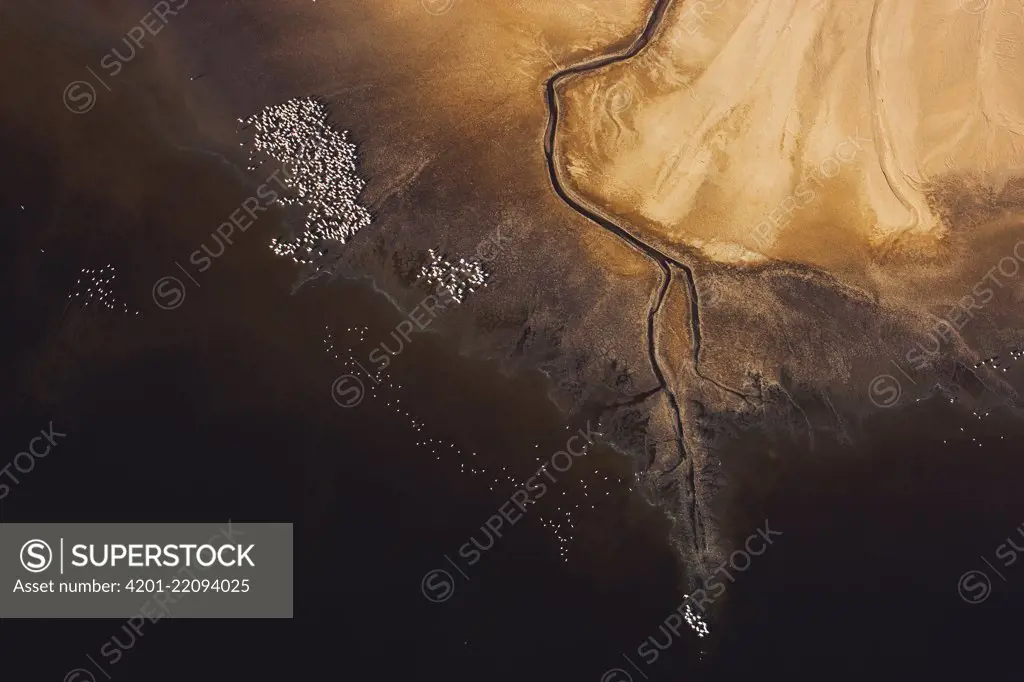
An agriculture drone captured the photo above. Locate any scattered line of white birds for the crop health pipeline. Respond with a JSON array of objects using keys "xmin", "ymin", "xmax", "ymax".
[
  {"xmin": 419, "ymin": 248, "xmax": 490, "ymax": 305},
  {"xmin": 239, "ymin": 97, "xmax": 371, "ymax": 265},
  {"xmin": 935, "ymin": 347, "xmax": 1023, "ymax": 448},
  {"xmin": 325, "ymin": 324, "xmax": 624, "ymax": 562},
  {"xmin": 325, "ymin": 324, "xmax": 395, "ymax": 404},
  {"xmin": 972, "ymin": 349, "xmax": 1024, "ymax": 374}
]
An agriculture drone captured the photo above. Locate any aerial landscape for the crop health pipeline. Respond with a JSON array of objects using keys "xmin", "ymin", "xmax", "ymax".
[{"xmin": 4, "ymin": 0, "xmax": 1024, "ymax": 679}]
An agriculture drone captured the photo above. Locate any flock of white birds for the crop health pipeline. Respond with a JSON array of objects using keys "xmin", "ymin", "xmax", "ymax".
[
  {"xmin": 239, "ymin": 96, "xmax": 372, "ymax": 265},
  {"xmin": 418, "ymin": 248, "xmax": 490, "ymax": 305},
  {"xmin": 66, "ymin": 265, "xmax": 139, "ymax": 317}
]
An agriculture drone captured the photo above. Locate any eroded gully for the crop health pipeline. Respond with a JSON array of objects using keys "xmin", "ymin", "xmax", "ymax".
[{"xmin": 541, "ymin": 0, "xmax": 709, "ymax": 560}]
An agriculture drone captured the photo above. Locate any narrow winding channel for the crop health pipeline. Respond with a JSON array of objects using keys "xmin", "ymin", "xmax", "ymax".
[{"xmin": 540, "ymin": 0, "xmax": 707, "ymax": 559}]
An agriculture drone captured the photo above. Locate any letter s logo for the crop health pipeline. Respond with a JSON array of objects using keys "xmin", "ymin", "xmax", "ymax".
[{"xmin": 20, "ymin": 539, "xmax": 53, "ymax": 573}]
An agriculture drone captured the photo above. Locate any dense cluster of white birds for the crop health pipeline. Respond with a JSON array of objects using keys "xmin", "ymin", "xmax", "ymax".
[
  {"xmin": 239, "ymin": 97, "xmax": 371, "ymax": 264},
  {"xmin": 67, "ymin": 265, "xmax": 139, "ymax": 316},
  {"xmin": 419, "ymin": 248, "xmax": 490, "ymax": 305},
  {"xmin": 682, "ymin": 600, "xmax": 711, "ymax": 637},
  {"xmin": 325, "ymin": 324, "xmax": 623, "ymax": 562}
]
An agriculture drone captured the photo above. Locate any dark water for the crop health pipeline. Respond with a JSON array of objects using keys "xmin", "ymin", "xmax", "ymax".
[
  {"xmin": 5, "ymin": 10, "xmax": 1024, "ymax": 682},
  {"xmin": 704, "ymin": 398, "xmax": 1024, "ymax": 679}
]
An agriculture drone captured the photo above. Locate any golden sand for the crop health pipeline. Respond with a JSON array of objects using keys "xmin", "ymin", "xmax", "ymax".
[{"xmin": 556, "ymin": 0, "xmax": 1024, "ymax": 278}]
